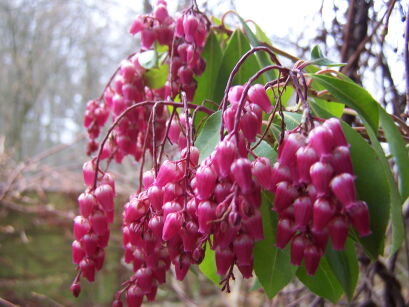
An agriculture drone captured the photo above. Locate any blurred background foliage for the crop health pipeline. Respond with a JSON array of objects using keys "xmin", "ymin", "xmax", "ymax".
[{"xmin": 0, "ymin": 0, "xmax": 408, "ymax": 306}]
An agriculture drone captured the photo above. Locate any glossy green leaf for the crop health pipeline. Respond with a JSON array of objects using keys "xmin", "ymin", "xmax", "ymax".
[
  {"xmin": 213, "ymin": 30, "xmax": 264, "ymax": 102},
  {"xmin": 144, "ymin": 64, "xmax": 168, "ymax": 89},
  {"xmin": 378, "ymin": 107, "xmax": 409, "ymax": 200},
  {"xmin": 254, "ymin": 22, "xmax": 272, "ymax": 45},
  {"xmin": 311, "ymin": 74, "xmax": 379, "ymax": 132},
  {"xmin": 194, "ymin": 31, "xmax": 223, "ymax": 106},
  {"xmin": 195, "ymin": 111, "xmax": 222, "ymax": 163},
  {"xmin": 297, "ymin": 257, "xmax": 343, "ymax": 303},
  {"xmin": 325, "ymin": 239, "xmax": 359, "ymax": 301},
  {"xmin": 310, "ymin": 45, "xmax": 345, "ymax": 67},
  {"xmin": 138, "ymin": 50, "xmax": 157, "ymax": 69},
  {"xmin": 252, "ymin": 139, "xmax": 276, "ymax": 163},
  {"xmin": 311, "ymin": 98, "xmax": 344, "ymax": 118},
  {"xmin": 199, "ymin": 242, "xmax": 220, "ymax": 285},
  {"xmin": 253, "ymin": 192, "xmax": 297, "ymax": 298},
  {"xmin": 239, "ymin": 17, "xmax": 276, "ymax": 81}
]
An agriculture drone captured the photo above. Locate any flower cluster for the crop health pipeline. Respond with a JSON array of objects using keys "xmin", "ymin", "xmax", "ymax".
[
  {"xmin": 270, "ymin": 118, "xmax": 371, "ymax": 274},
  {"xmin": 71, "ymin": 160, "xmax": 115, "ymax": 293}
]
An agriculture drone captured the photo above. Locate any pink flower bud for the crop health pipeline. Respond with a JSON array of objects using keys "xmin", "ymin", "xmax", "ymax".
[
  {"xmin": 178, "ymin": 66, "xmax": 194, "ymax": 85},
  {"xmin": 194, "ymin": 21, "xmax": 207, "ymax": 48},
  {"xmin": 231, "ymin": 158, "xmax": 254, "ymax": 194},
  {"xmin": 214, "ymin": 181, "xmax": 232, "ymax": 203},
  {"xmin": 154, "ymin": 4, "xmax": 168, "ymax": 23},
  {"xmin": 180, "ymin": 222, "xmax": 199, "ymax": 252},
  {"xmin": 141, "ymin": 29, "xmax": 156, "ymax": 49},
  {"xmin": 129, "ymin": 17, "xmax": 144, "ymax": 35},
  {"xmin": 195, "ymin": 165, "xmax": 217, "ymax": 200},
  {"xmin": 135, "ymin": 267, "xmax": 154, "ymax": 294},
  {"xmin": 216, "ymin": 246, "xmax": 234, "ymax": 276},
  {"xmin": 304, "ymin": 244, "xmax": 321, "ymax": 275},
  {"xmin": 183, "ymin": 15, "xmax": 199, "ymax": 43},
  {"xmin": 148, "ymin": 216, "xmax": 164, "ymax": 239},
  {"xmin": 278, "ymin": 133, "xmax": 306, "ymax": 166},
  {"xmin": 228, "ymin": 85, "xmax": 245, "ymax": 106},
  {"xmin": 72, "ymin": 240, "xmax": 85, "ymax": 264},
  {"xmin": 312, "ymin": 198, "xmax": 336, "ymax": 231},
  {"xmin": 112, "ymin": 94, "xmax": 126, "ymax": 116},
  {"xmin": 181, "ymin": 146, "xmax": 200, "ymax": 167},
  {"xmin": 81, "ymin": 233, "xmax": 99, "ymax": 256},
  {"xmin": 233, "ymin": 233, "xmax": 254, "ymax": 266},
  {"xmin": 156, "ymin": 160, "xmax": 183, "ymax": 187},
  {"xmin": 223, "ymin": 106, "xmax": 237, "ymax": 132},
  {"xmin": 215, "ymin": 139, "xmax": 237, "ymax": 178},
  {"xmin": 100, "ymin": 173, "xmax": 115, "ymax": 194},
  {"xmin": 162, "ymin": 212, "xmax": 182, "ymax": 241},
  {"xmin": 291, "ymin": 235, "xmax": 307, "ymax": 266},
  {"xmin": 308, "ymin": 126, "xmax": 335, "ymax": 156},
  {"xmin": 79, "ymin": 258, "xmax": 96, "ymax": 282},
  {"xmin": 122, "ymin": 83, "xmax": 142, "ymax": 102},
  {"xmin": 90, "ymin": 211, "xmax": 108, "ymax": 235},
  {"xmin": 276, "ymin": 218, "xmax": 295, "ymax": 249},
  {"xmin": 78, "ymin": 192, "xmax": 96, "ymax": 218},
  {"xmin": 346, "ymin": 201, "xmax": 371, "ymax": 237},
  {"xmin": 126, "ymin": 285, "xmax": 143, "ymax": 307},
  {"xmin": 329, "ymin": 215, "xmax": 349, "ymax": 250},
  {"xmin": 146, "ymin": 285, "xmax": 158, "ymax": 302},
  {"xmin": 143, "ymin": 169, "xmax": 155, "ymax": 188},
  {"xmin": 240, "ymin": 111, "xmax": 260, "ymax": 142},
  {"xmin": 274, "ymin": 181, "xmax": 298, "ymax": 213},
  {"xmin": 70, "ymin": 282, "xmax": 81, "ymax": 297},
  {"xmin": 148, "ymin": 185, "xmax": 164, "ymax": 212},
  {"xmin": 162, "ymin": 201, "xmax": 182, "ymax": 220},
  {"xmin": 296, "ymin": 146, "xmax": 319, "ymax": 183},
  {"xmin": 132, "ymin": 248, "xmax": 144, "ymax": 271},
  {"xmin": 73, "ymin": 216, "xmax": 90, "ymax": 241},
  {"xmin": 242, "ymin": 210, "xmax": 264, "ymax": 241},
  {"xmin": 331, "ymin": 146, "xmax": 354, "ymax": 175},
  {"xmin": 311, "ymin": 227, "xmax": 329, "ymax": 252},
  {"xmin": 237, "ymin": 261, "xmax": 254, "ymax": 278},
  {"xmin": 323, "ymin": 118, "xmax": 348, "ymax": 147},
  {"xmin": 95, "ymin": 184, "xmax": 114, "ymax": 212},
  {"xmin": 120, "ymin": 60, "xmax": 136, "ymax": 82},
  {"xmin": 177, "ymin": 43, "xmax": 188, "ymax": 62},
  {"xmin": 310, "ymin": 162, "xmax": 334, "ymax": 197},
  {"xmin": 125, "ymin": 198, "xmax": 149, "ymax": 223},
  {"xmin": 248, "ymin": 84, "xmax": 273, "ymax": 113},
  {"xmin": 175, "ymin": 15, "xmax": 184, "ymax": 37},
  {"xmin": 214, "ymin": 221, "xmax": 237, "ymax": 249},
  {"xmin": 173, "ymin": 254, "xmax": 191, "ymax": 281},
  {"xmin": 293, "ymin": 196, "xmax": 313, "ymax": 231},
  {"xmin": 252, "ymin": 157, "xmax": 273, "ymax": 189},
  {"xmin": 163, "ymin": 182, "xmax": 183, "ymax": 203},
  {"xmin": 271, "ymin": 162, "xmax": 292, "ymax": 191},
  {"xmin": 330, "ymin": 173, "xmax": 357, "ymax": 206},
  {"xmin": 95, "ymin": 249, "xmax": 105, "ymax": 271},
  {"xmin": 153, "ymin": 260, "xmax": 167, "ymax": 284},
  {"xmin": 197, "ymin": 201, "xmax": 216, "ymax": 234},
  {"xmin": 82, "ymin": 160, "xmax": 96, "ymax": 186}
]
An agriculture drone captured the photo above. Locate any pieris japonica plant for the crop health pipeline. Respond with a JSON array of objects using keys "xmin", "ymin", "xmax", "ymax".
[{"xmin": 71, "ymin": 0, "xmax": 409, "ymax": 306}]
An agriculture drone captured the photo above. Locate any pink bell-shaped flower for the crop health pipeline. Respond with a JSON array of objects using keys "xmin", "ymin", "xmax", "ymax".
[
  {"xmin": 331, "ymin": 146, "xmax": 354, "ymax": 175},
  {"xmin": 310, "ymin": 162, "xmax": 334, "ymax": 197},
  {"xmin": 95, "ymin": 184, "xmax": 114, "ymax": 212},
  {"xmin": 293, "ymin": 196, "xmax": 313, "ymax": 231},
  {"xmin": 274, "ymin": 181, "xmax": 298, "ymax": 213},
  {"xmin": 291, "ymin": 235, "xmax": 307, "ymax": 266},
  {"xmin": 231, "ymin": 158, "xmax": 254, "ymax": 194},
  {"xmin": 135, "ymin": 267, "xmax": 154, "ymax": 294},
  {"xmin": 72, "ymin": 240, "xmax": 85, "ymax": 264},
  {"xmin": 329, "ymin": 215, "xmax": 349, "ymax": 250},
  {"xmin": 233, "ymin": 233, "xmax": 254, "ymax": 266},
  {"xmin": 276, "ymin": 218, "xmax": 295, "ymax": 249},
  {"xmin": 215, "ymin": 139, "xmax": 237, "ymax": 178},
  {"xmin": 296, "ymin": 146, "xmax": 319, "ymax": 183},
  {"xmin": 278, "ymin": 133, "xmax": 306, "ymax": 166},
  {"xmin": 73, "ymin": 216, "xmax": 90, "ymax": 241},
  {"xmin": 90, "ymin": 210, "xmax": 108, "ymax": 235},
  {"xmin": 196, "ymin": 165, "xmax": 217, "ymax": 200},
  {"xmin": 228, "ymin": 85, "xmax": 245, "ymax": 106},
  {"xmin": 162, "ymin": 212, "xmax": 182, "ymax": 241},
  {"xmin": 173, "ymin": 254, "xmax": 191, "ymax": 280},
  {"xmin": 304, "ymin": 244, "xmax": 321, "ymax": 275},
  {"xmin": 183, "ymin": 15, "xmax": 199, "ymax": 43},
  {"xmin": 248, "ymin": 84, "xmax": 273, "ymax": 113},
  {"xmin": 197, "ymin": 201, "xmax": 216, "ymax": 234},
  {"xmin": 308, "ymin": 126, "xmax": 335, "ymax": 156},
  {"xmin": 79, "ymin": 258, "xmax": 96, "ymax": 282},
  {"xmin": 126, "ymin": 285, "xmax": 143, "ymax": 307},
  {"xmin": 252, "ymin": 157, "xmax": 273, "ymax": 189},
  {"xmin": 78, "ymin": 192, "xmax": 96, "ymax": 218},
  {"xmin": 330, "ymin": 173, "xmax": 357, "ymax": 206},
  {"xmin": 271, "ymin": 162, "xmax": 292, "ymax": 191},
  {"xmin": 312, "ymin": 198, "xmax": 336, "ymax": 231},
  {"xmin": 216, "ymin": 246, "xmax": 235, "ymax": 276},
  {"xmin": 346, "ymin": 201, "xmax": 371, "ymax": 237},
  {"xmin": 323, "ymin": 118, "xmax": 348, "ymax": 147}
]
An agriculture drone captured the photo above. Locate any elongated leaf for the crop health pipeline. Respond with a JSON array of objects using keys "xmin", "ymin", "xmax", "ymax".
[
  {"xmin": 195, "ymin": 111, "xmax": 221, "ymax": 163},
  {"xmin": 297, "ymin": 257, "xmax": 343, "ymax": 303},
  {"xmin": 311, "ymin": 98, "xmax": 344, "ymax": 118},
  {"xmin": 310, "ymin": 45, "xmax": 345, "ymax": 67},
  {"xmin": 325, "ymin": 240, "xmax": 359, "ymax": 301},
  {"xmin": 194, "ymin": 31, "xmax": 223, "ymax": 105},
  {"xmin": 214, "ymin": 30, "xmax": 264, "ymax": 102},
  {"xmin": 254, "ymin": 192, "xmax": 297, "ymax": 298},
  {"xmin": 239, "ymin": 17, "xmax": 276, "ymax": 81},
  {"xmin": 378, "ymin": 107, "xmax": 409, "ymax": 200},
  {"xmin": 199, "ymin": 242, "xmax": 220, "ymax": 285},
  {"xmin": 311, "ymin": 75, "xmax": 379, "ymax": 132},
  {"xmin": 138, "ymin": 50, "xmax": 157, "ymax": 69}
]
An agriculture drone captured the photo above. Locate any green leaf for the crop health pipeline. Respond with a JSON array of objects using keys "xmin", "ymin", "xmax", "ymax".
[
  {"xmin": 195, "ymin": 111, "xmax": 222, "ymax": 163},
  {"xmin": 138, "ymin": 50, "xmax": 157, "ymax": 69},
  {"xmin": 199, "ymin": 242, "xmax": 220, "ymax": 285},
  {"xmin": 213, "ymin": 30, "xmax": 264, "ymax": 102},
  {"xmin": 311, "ymin": 75, "xmax": 379, "ymax": 132},
  {"xmin": 144, "ymin": 64, "xmax": 168, "ymax": 89},
  {"xmin": 297, "ymin": 257, "xmax": 343, "ymax": 303},
  {"xmin": 378, "ymin": 107, "xmax": 409, "ymax": 200},
  {"xmin": 239, "ymin": 17, "xmax": 276, "ymax": 81},
  {"xmin": 254, "ymin": 22, "xmax": 272, "ymax": 45},
  {"xmin": 253, "ymin": 192, "xmax": 297, "ymax": 298},
  {"xmin": 311, "ymin": 98, "xmax": 344, "ymax": 118},
  {"xmin": 325, "ymin": 240, "xmax": 359, "ymax": 301},
  {"xmin": 310, "ymin": 45, "xmax": 345, "ymax": 67},
  {"xmin": 194, "ymin": 31, "xmax": 223, "ymax": 105},
  {"xmin": 252, "ymin": 140, "xmax": 276, "ymax": 163}
]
